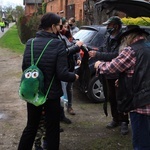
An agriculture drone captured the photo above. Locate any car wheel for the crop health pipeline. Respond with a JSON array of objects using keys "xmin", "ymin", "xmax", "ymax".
[{"xmin": 87, "ymin": 76, "xmax": 105, "ymax": 103}]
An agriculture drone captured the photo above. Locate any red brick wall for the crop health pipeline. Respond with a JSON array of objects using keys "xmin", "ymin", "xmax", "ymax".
[
  {"xmin": 46, "ymin": 0, "xmax": 66, "ymax": 16},
  {"xmin": 45, "ymin": 0, "xmax": 85, "ymax": 21},
  {"xmin": 25, "ymin": 4, "xmax": 40, "ymax": 16},
  {"xmin": 67, "ymin": 0, "xmax": 85, "ymax": 21}
]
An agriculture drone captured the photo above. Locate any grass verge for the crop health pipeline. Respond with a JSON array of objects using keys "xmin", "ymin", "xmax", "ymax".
[{"xmin": 0, "ymin": 25, "xmax": 25, "ymax": 54}]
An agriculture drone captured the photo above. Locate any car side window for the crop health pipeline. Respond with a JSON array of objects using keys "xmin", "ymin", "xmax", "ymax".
[{"xmin": 90, "ymin": 33, "xmax": 106, "ymax": 48}]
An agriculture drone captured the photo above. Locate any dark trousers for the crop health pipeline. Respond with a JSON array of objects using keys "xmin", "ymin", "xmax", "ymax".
[
  {"xmin": 1, "ymin": 27, "xmax": 4, "ymax": 32},
  {"xmin": 104, "ymin": 78, "xmax": 129, "ymax": 123},
  {"xmin": 66, "ymin": 82, "xmax": 73, "ymax": 108},
  {"xmin": 18, "ymin": 98, "xmax": 60, "ymax": 150}
]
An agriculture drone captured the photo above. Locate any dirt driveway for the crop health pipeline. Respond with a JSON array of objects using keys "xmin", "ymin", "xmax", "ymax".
[{"xmin": 0, "ymin": 47, "xmax": 132, "ymax": 150}]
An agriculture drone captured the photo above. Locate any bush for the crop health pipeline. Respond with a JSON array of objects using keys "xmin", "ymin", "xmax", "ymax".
[
  {"xmin": 122, "ymin": 17, "xmax": 150, "ymax": 26},
  {"xmin": 17, "ymin": 15, "xmax": 41, "ymax": 44}
]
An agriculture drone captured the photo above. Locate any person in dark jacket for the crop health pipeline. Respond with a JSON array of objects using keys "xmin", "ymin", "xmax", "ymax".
[
  {"xmin": 94, "ymin": 25, "xmax": 150, "ymax": 150},
  {"xmin": 60, "ymin": 20, "xmax": 83, "ymax": 115},
  {"xmin": 17, "ymin": 12, "xmax": 78, "ymax": 150},
  {"xmin": 89, "ymin": 16, "xmax": 129, "ymax": 135}
]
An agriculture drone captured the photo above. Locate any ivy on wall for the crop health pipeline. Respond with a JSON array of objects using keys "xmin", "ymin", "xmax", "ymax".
[{"xmin": 42, "ymin": 2, "xmax": 47, "ymax": 14}]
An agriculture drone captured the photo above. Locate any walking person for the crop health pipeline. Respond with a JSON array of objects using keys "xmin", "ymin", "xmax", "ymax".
[
  {"xmin": 0, "ymin": 21, "xmax": 5, "ymax": 32},
  {"xmin": 94, "ymin": 25, "xmax": 150, "ymax": 150},
  {"xmin": 18, "ymin": 12, "xmax": 78, "ymax": 150},
  {"xmin": 89, "ymin": 16, "xmax": 129, "ymax": 135}
]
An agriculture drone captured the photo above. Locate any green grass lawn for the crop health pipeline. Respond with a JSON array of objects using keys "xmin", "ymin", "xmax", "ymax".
[{"xmin": 0, "ymin": 25, "xmax": 25, "ymax": 54}]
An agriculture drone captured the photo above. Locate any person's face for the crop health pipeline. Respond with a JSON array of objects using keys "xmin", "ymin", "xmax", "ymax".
[
  {"xmin": 107, "ymin": 23, "xmax": 118, "ymax": 34},
  {"xmin": 60, "ymin": 23, "xmax": 69, "ymax": 35},
  {"xmin": 63, "ymin": 23, "xmax": 69, "ymax": 31},
  {"xmin": 52, "ymin": 19, "xmax": 62, "ymax": 35},
  {"xmin": 68, "ymin": 20, "xmax": 74, "ymax": 27}
]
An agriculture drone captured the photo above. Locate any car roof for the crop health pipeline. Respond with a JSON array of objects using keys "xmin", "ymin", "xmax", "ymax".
[
  {"xmin": 95, "ymin": 0, "xmax": 150, "ymax": 18},
  {"xmin": 80, "ymin": 25, "xmax": 150, "ymax": 32},
  {"xmin": 80, "ymin": 25, "xmax": 106, "ymax": 32}
]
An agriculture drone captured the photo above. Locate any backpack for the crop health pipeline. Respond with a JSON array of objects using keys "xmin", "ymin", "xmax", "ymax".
[{"xmin": 19, "ymin": 39, "xmax": 54, "ymax": 106}]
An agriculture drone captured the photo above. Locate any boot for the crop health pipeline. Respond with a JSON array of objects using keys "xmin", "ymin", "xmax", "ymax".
[
  {"xmin": 60, "ymin": 105, "xmax": 72, "ymax": 124},
  {"xmin": 120, "ymin": 122, "xmax": 129, "ymax": 135},
  {"xmin": 106, "ymin": 120, "xmax": 119, "ymax": 129}
]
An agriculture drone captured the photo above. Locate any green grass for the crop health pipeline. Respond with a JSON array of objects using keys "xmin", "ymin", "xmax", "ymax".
[{"xmin": 0, "ymin": 25, "xmax": 25, "ymax": 54}]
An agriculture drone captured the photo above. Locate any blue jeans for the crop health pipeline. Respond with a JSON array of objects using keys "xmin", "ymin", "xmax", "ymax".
[
  {"xmin": 61, "ymin": 81, "xmax": 73, "ymax": 108},
  {"xmin": 130, "ymin": 112, "xmax": 150, "ymax": 150},
  {"xmin": 61, "ymin": 81, "xmax": 68, "ymax": 101}
]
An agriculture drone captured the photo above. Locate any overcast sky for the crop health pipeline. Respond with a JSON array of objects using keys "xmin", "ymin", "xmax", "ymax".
[{"xmin": 0, "ymin": 0, "xmax": 23, "ymax": 7}]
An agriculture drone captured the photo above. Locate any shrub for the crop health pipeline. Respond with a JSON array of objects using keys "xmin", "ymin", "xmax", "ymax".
[
  {"xmin": 122, "ymin": 17, "xmax": 150, "ymax": 26},
  {"xmin": 17, "ymin": 15, "xmax": 41, "ymax": 44}
]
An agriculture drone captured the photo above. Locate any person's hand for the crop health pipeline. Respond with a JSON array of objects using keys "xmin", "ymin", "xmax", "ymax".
[
  {"xmin": 75, "ymin": 41, "xmax": 83, "ymax": 47},
  {"xmin": 77, "ymin": 60, "xmax": 81, "ymax": 66},
  {"xmin": 88, "ymin": 50, "xmax": 96, "ymax": 58},
  {"xmin": 94, "ymin": 61, "xmax": 101, "ymax": 69},
  {"xmin": 75, "ymin": 74, "xmax": 79, "ymax": 80}
]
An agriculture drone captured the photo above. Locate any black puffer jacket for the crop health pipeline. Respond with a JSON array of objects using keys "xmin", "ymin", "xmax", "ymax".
[{"xmin": 22, "ymin": 31, "xmax": 76, "ymax": 99}]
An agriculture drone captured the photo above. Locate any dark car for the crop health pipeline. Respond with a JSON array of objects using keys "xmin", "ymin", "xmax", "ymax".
[
  {"xmin": 73, "ymin": 25, "xmax": 107, "ymax": 103},
  {"xmin": 95, "ymin": 0, "xmax": 150, "ymax": 18},
  {"xmin": 73, "ymin": 25, "xmax": 150, "ymax": 103},
  {"xmin": 73, "ymin": 0, "xmax": 150, "ymax": 103}
]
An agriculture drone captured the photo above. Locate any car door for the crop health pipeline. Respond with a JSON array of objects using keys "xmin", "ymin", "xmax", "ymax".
[{"xmin": 95, "ymin": 0, "xmax": 150, "ymax": 18}]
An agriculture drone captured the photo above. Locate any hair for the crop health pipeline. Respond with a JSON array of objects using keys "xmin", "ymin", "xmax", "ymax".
[
  {"xmin": 62, "ymin": 18, "xmax": 67, "ymax": 25},
  {"xmin": 38, "ymin": 12, "xmax": 60, "ymax": 30},
  {"xmin": 119, "ymin": 32, "xmax": 148, "ymax": 53}
]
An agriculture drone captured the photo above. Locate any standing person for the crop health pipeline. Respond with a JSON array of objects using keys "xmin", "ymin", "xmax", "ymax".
[
  {"xmin": 68, "ymin": 17, "xmax": 79, "ymax": 36},
  {"xmin": 60, "ymin": 19, "xmax": 83, "ymax": 115},
  {"xmin": 18, "ymin": 12, "xmax": 78, "ymax": 150},
  {"xmin": 94, "ymin": 25, "xmax": 150, "ymax": 150},
  {"xmin": 89, "ymin": 16, "xmax": 129, "ymax": 135},
  {"xmin": 0, "ymin": 20, "xmax": 5, "ymax": 32}
]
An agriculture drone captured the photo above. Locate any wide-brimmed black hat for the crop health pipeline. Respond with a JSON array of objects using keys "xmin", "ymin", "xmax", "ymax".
[{"xmin": 120, "ymin": 25, "xmax": 149, "ymax": 39}]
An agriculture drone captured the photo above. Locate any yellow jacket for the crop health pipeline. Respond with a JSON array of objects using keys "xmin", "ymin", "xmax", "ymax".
[{"xmin": 0, "ymin": 22, "xmax": 5, "ymax": 27}]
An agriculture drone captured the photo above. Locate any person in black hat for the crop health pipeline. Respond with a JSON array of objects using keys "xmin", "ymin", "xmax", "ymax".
[
  {"xmin": 94, "ymin": 25, "xmax": 150, "ymax": 150},
  {"xmin": 89, "ymin": 16, "xmax": 129, "ymax": 135}
]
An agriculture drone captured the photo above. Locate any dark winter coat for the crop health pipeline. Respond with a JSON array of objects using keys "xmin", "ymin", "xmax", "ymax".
[
  {"xmin": 96, "ymin": 31, "xmax": 122, "ymax": 79},
  {"xmin": 22, "ymin": 31, "xmax": 76, "ymax": 99}
]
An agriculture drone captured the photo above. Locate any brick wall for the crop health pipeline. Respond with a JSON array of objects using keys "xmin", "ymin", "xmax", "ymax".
[
  {"xmin": 67, "ymin": 0, "xmax": 85, "ymax": 21},
  {"xmin": 45, "ymin": 0, "xmax": 85, "ymax": 21}
]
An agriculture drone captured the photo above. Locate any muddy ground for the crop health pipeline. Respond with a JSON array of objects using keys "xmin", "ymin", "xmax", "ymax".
[{"xmin": 0, "ymin": 47, "xmax": 132, "ymax": 150}]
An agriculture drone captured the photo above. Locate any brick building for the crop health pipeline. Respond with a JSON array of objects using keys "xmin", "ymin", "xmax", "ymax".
[
  {"xmin": 45, "ymin": 0, "xmax": 85, "ymax": 21},
  {"xmin": 23, "ymin": 0, "xmax": 42, "ymax": 16}
]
